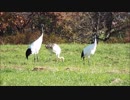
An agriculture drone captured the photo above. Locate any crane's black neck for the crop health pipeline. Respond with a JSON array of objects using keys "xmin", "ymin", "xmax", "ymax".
[
  {"xmin": 91, "ymin": 34, "xmax": 99, "ymax": 44},
  {"xmin": 41, "ymin": 24, "xmax": 44, "ymax": 35}
]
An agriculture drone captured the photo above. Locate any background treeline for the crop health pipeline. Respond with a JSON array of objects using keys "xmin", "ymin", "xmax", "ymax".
[{"xmin": 0, "ymin": 12, "xmax": 130, "ymax": 44}]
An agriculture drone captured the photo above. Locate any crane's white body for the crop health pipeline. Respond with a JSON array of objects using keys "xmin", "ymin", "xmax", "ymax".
[
  {"xmin": 45, "ymin": 43, "xmax": 64, "ymax": 61},
  {"xmin": 26, "ymin": 24, "xmax": 44, "ymax": 61},
  {"xmin": 52, "ymin": 44, "xmax": 61, "ymax": 58},
  {"xmin": 29, "ymin": 33, "xmax": 43, "ymax": 54},
  {"xmin": 83, "ymin": 38, "xmax": 97, "ymax": 58},
  {"xmin": 81, "ymin": 35, "xmax": 97, "ymax": 64}
]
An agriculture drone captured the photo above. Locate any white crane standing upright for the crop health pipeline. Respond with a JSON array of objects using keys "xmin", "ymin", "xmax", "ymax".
[
  {"xmin": 25, "ymin": 24, "xmax": 44, "ymax": 61},
  {"xmin": 81, "ymin": 34, "xmax": 98, "ymax": 64},
  {"xmin": 45, "ymin": 43, "xmax": 64, "ymax": 62}
]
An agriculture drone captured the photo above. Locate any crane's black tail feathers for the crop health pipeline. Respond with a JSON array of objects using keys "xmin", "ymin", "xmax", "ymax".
[
  {"xmin": 26, "ymin": 48, "xmax": 31, "ymax": 59},
  {"xmin": 81, "ymin": 50, "xmax": 85, "ymax": 60}
]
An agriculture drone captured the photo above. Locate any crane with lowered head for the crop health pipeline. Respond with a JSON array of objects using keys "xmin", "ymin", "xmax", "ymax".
[{"xmin": 45, "ymin": 43, "xmax": 64, "ymax": 62}]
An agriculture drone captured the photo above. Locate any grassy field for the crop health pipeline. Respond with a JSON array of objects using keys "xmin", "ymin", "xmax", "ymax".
[{"xmin": 0, "ymin": 43, "xmax": 129, "ymax": 86}]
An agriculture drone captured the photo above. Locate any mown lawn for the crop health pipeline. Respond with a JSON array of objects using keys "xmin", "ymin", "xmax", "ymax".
[{"xmin": 0, "ymin": 43, "xmax": 129, "ymax": 86}]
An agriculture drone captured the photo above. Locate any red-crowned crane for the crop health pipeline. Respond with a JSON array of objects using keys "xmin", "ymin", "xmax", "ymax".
[
  {"xmin": 45, "ymin": 43, "xmax": 64, "ymax": 62},
  {"xmin": 25, "ymin": 24, "xmax": 44, "ymax": 61},
  {"xmin": 81, "ymin": 33, "xmax": 98, "ymax": 64}
]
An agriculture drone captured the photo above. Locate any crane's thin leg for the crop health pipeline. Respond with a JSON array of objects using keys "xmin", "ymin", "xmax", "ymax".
[
  {"xmin": 49, "ymin": 53, "xmax": 52, "ymax": 60},
  {"xmin": 88, "ymin": 59, "xmax": 90, "ymax": 65},
  {"xmin": 34, "ymin": 54, "xmax": 36, "ymax": 62},
  {"xmin": 37, "ymin": 54, "xmax": 39, "ymax": 62},
  {"xmin": 88, "ymin": 56, "xmax": 90, "ymax": 65},
  {"xmin": 83, "ymin": 57, "xmax": 85, "ymax": 65}
]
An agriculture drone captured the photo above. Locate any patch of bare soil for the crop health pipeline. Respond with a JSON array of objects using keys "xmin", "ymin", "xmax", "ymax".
[
  {"xmin": 32, "ymin": 66, "xmax": 58, "ymax": 71},
  {"xmin": 110, "ymin": 78, "xmax": 123, "ymax": 85},
  {"xmin": 65, "ymin": 67, "xmax": 80, "ymax": 71},
  {"xmin": 0, "ymin": 66, "xmax": 23, "ymax": 70},
  {"xmin": 0, "ymin": 66, "xmax": 6, "ymax": 69},
  {"xmin": 106, "ymin": 69, "xmax": 129, "ymax": 74},
  {"xmin": 13, "ymin": 66, "xmax": 23, "ymax": 70}
]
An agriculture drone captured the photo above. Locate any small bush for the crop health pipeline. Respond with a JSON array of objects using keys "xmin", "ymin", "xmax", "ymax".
[
  {"xmin": 44, "ymin": 33, "xmax": 66, "ymax": 44},
  {"xmin": 124, "ymin": 30, "xmax": 130, "ymax": 43}
]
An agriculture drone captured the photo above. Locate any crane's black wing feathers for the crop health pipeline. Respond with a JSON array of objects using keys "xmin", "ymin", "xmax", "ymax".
[
  {"xmin": 26, "ymin": 48, "xmax": 31, "ymax": 59},
  {"xmin": 81, "ymin": 50, "xmax": 84, "ymax": 58}
]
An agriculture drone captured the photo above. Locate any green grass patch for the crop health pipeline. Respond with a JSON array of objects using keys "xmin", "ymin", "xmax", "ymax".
[{"xmin": 0, "ymin": 43, "xmax": 129, "ymax": 86}]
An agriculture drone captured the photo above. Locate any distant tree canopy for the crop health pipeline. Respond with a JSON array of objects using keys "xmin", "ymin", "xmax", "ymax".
[{"xmin": 0, "ymin": 12, "xmax": 130, "ymax": 44}]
